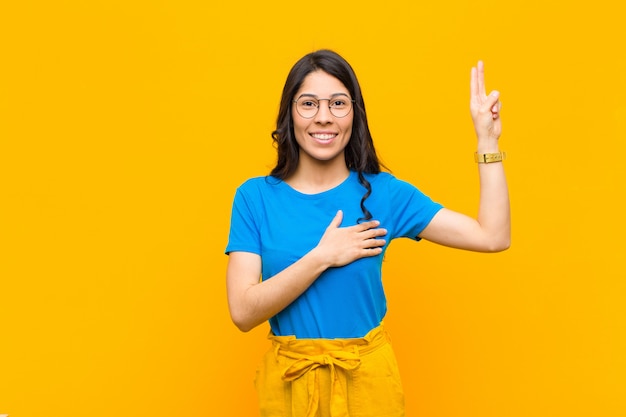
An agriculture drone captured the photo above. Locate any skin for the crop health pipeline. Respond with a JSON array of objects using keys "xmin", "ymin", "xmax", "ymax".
[
  {"xmin": 226, "ymin": 62, "xmax": 510, "ymax": 332},
  {"xmin": 418, "ymin": 61, "xmax": 510, "ymax": 251},
  {"xmin": 288, "ymin": 70, "xmax": 354, "ymax": 194}
]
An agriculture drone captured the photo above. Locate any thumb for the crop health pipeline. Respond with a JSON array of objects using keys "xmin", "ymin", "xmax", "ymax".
[
  {"xmin": 328, "ymin": 210, "xmax": 343, "ymax": 229},
  {"xmin": 484, "ymin": 90, "xmax": 500, "ymax": 111}
]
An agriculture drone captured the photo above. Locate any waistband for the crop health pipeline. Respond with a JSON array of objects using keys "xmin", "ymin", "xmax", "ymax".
[
  {"xmin": 269, "ymin": 324, "xmax": 389, "ymax": 356},
  {"xmin": 268, "ymin": 324, "xmax": 389, "ymax": 417}
]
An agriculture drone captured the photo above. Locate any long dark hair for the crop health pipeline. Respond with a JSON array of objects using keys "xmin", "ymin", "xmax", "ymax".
[{"xmin": 270, "ymin": 49, "xmax": 385, "ymax": 221}]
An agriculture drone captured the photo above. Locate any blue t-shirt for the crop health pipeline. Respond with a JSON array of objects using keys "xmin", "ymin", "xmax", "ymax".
[{"xmin": 225, "ymin": 170, "xmax": 443, "ymax": 339}]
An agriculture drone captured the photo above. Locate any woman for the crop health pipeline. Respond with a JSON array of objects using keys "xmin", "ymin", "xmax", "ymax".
[{"xmin": 225, "ymin": 49, "xmax": 509, "ymax": 417}]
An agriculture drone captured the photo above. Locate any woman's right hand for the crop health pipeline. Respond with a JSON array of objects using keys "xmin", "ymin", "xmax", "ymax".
[
  {"xmin": 227, "ymin": 210, "xmax": 386, "ymax": 332},
  {"xmin": 314, "ymin": 210, "xmax": 387, "ymax": 268}
]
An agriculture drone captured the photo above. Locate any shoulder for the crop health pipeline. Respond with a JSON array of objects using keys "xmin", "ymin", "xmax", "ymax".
[
  {"xmin": 362, "ymin": 171, "xmax": 411, "ymax": 190},
  {"xmin": 236, "ymin": 176, "xmax": 282, "ymax": 193},
  {"xmin": 363, "ymin": 171, "xmax": 438, "ymax": 204},
  {"xmin": 238, "ymin": 175, "xmax": 280, "ymax": 187},
  {"xmin": 361, "ymin": 171, "xmax": 393, "ymax": 183},
  {"xmin": 230, "ymin": 176, "xmax": 284, "ymax": 209}
]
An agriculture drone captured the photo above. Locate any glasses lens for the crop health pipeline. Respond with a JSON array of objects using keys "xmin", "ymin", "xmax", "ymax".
[
  {"xmin": 295, "ymin": 97, "xmax": 319, "ymax": 118},
  {"xmin": 329, "ymin": 96, "xmax": 352, "ymax": 118}
]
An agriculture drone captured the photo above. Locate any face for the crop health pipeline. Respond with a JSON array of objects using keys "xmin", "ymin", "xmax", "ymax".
[{"xmin": 292, "ymin": 70, "xmax": 354, "ymax": 167}]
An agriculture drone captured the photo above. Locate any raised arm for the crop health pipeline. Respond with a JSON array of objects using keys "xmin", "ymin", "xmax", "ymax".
[
  {"xmin": 419, "ymin": 61, "xmax": 510, "ymax": 252},
  {"xmin": 226, "ymin": 211, "xmax": 387, "ymax": 332}
]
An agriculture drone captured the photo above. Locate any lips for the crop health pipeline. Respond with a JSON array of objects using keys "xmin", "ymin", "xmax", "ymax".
[{"xmin": 310, "ymin": 132, "xmax": 337, "ymax": 143}]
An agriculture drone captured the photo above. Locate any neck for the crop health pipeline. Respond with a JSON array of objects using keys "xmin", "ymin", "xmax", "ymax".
[{"xmin": 286, "ymin": 158, "xmax": 350, "ymax": 194}]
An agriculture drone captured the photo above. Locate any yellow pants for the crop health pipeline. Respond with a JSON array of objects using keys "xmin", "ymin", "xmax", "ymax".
[{"xmin": 255, "ymin": 325, "xmax": 405, "ymax": 417}]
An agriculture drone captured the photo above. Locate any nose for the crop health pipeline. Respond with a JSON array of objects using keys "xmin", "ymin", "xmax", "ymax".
[{"xmin": 313, "ymin": 99, "xmax": 333, "ymax": 123}]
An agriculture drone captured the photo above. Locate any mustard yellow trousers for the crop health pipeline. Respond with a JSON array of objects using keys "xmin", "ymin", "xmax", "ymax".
[{"xmin": 255, "ymin": 325, "xmax": 405, "ymax": 417}]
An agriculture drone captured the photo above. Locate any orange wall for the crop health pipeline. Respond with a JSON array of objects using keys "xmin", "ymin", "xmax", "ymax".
[{"xmin": 1, "ymin": 1, "xmax": 624, "ymax": 416}]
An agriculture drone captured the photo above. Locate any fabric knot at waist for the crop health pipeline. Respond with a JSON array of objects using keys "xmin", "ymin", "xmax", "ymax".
[
  {"xmin": 282, "ymin": 349, "xmax": 362, "ymax": 381},
  {"xmin": 268, "ymin": 324, "xmax": 389, "ymax": 417}
]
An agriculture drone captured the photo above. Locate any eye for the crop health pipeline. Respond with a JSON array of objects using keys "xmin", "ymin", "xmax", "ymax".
[
  {"xmin": 301, "ymin": 100, "xmax": 317, "ymax": 108},
  {"xmin": 331, "ymin": 98, "xmax": 348, "ymax": 108}
]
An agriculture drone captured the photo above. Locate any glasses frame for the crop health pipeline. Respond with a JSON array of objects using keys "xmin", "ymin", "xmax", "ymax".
[{"xmin": 292, "ymin": 94, "xmax": 356, "ymax": 119}]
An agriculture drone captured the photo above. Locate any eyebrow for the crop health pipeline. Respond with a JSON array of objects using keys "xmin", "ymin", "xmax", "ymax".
[{"xmin": 296, "ymin": 92, "xmax": 351, "ymax": 99}]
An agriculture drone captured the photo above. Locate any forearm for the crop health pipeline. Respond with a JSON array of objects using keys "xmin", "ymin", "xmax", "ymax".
[
  {"xmin": 476, "ymin": 140, "xmax": 510, "ymax": 251},
  {"xmin": 227, "ymin": 248, "xmax": 330, "ymax": 332},
  {"xmin": 227, "ymin": 213, "xmax": 386, "ymax": 332}
]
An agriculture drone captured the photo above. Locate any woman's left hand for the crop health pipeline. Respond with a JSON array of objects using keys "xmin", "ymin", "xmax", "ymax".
[{"xmin": 470, "ymin": 60, "xmax": 501, "ymax": 144}]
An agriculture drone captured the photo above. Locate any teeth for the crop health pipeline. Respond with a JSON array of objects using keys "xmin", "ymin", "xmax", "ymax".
[{"xmin": 311, "ymin": 133, "xmax": 335, "ymax": 140}]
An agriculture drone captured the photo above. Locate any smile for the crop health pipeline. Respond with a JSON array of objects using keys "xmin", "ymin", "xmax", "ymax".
[{"xmin": 310, "ymin": 133, "xmax": 337, "ymax": 142}]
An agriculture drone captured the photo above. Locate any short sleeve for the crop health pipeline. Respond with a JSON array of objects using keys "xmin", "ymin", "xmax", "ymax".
[
  {"xmin": 387, "ymin": 176, "xmax": 443, "ymax": 240},
  {"xmin": 225, "ymin": 185, "xmax": 262, "ymax": 255}
]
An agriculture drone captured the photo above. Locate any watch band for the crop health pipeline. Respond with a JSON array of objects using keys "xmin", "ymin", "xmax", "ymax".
[{"xmin": 475, "ymin": 151, "xmax": 506, "ymax": 163}]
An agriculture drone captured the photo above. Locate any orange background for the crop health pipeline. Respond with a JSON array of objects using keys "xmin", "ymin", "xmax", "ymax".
[{"xmin": 1, "ymin": 1, "xmax": 624, "ymax": 416}]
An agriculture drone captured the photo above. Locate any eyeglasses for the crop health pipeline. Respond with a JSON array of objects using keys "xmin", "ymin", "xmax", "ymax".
[{"xmin": 293, "ymin": 94, "xmax": 355, "ymax": 119}]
